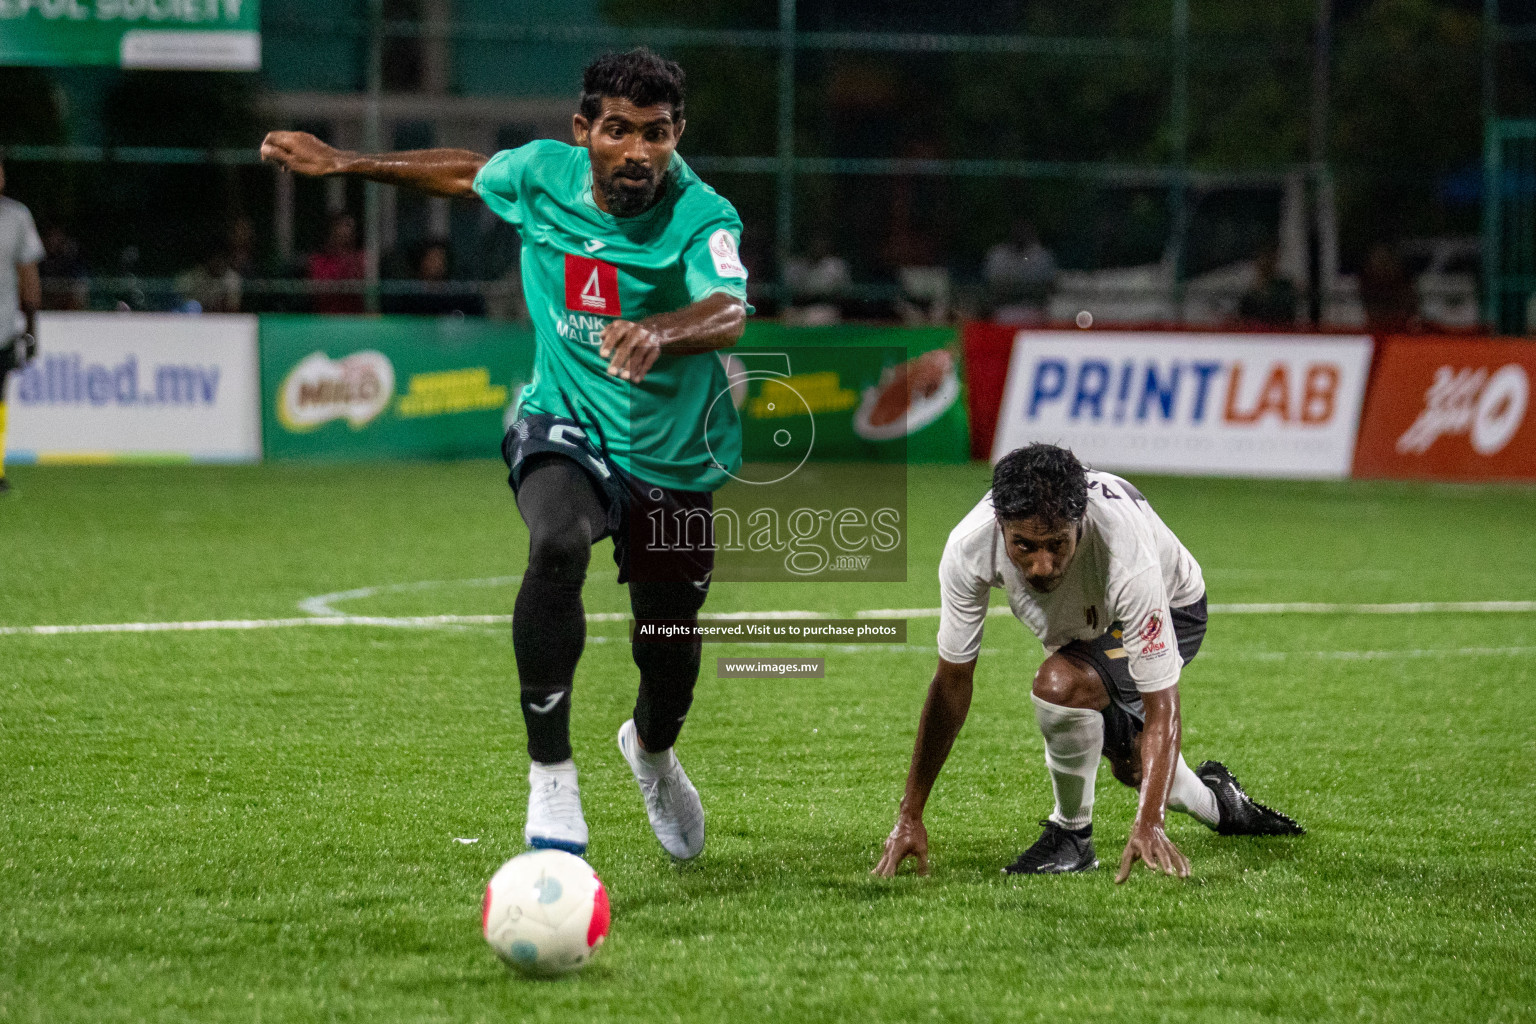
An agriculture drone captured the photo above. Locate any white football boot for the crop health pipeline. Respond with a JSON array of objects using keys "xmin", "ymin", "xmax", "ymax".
[
  {"xmin": 524, "ymin": 760, "xmax": 589, "ymax": 855},
  {"xmin": 616, "ymin": 719, "xmax": 705, "ymax": 860}
]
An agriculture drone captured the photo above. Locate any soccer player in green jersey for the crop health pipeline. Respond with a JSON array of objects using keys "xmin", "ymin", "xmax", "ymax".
[{"xmin": 261, "ymin": 50, "xmax": 750, "ymax": 860}]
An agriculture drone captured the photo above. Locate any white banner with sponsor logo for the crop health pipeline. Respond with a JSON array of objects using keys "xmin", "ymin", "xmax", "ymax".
[
  {"xmin": 991, "ymin": 331, "xmax": 1374, "ymax": 478},
  {"xmin": 4, "ymin": 313, "xmax": 261, "ymax": 463}
]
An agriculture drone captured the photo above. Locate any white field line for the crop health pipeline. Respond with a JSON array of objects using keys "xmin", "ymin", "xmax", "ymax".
[
  {"xmin": 0, "ymin": 615, "xmax": 509, "ymax": 635},
  {"xmin": 0, "ymin": 611, "xmax": 862, "ymax": 636},
  {"xmin": 297, "ymin": 576, "xmax": 523, "ymax": 617},
  {"xmin": 856, "ymin": 600, "xmax": 1536, "ymax": 618},
  {"xmin": 3, "ymin": 573, "xmax": 1533, "ymax": 646},
  {"xmin": 0, "ymin": 614, "xmax": 1525, "ymax": 663},
  {"xmin": 1205, "ymin": 645, "xmax": 1536, "ymax": 662},
  {"xmin": 299, "ymin": 577, "xmax": 822, "ymax": 623}
]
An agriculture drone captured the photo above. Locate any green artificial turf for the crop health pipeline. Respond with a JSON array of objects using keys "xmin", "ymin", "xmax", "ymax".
[{"xmin": 1, "ymin": 463, "xmax": 1533, "ymax": 1023}]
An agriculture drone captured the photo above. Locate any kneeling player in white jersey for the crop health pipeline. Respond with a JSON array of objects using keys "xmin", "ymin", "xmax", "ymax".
[{"xmin": 874, "ymin": 444, "xmax": 1301, "ymax": 882}]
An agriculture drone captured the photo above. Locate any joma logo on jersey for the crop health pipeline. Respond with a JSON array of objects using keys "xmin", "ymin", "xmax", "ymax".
[{"xmin": 564, "ymin": 253, "xmax": 621, "ymax": 317}]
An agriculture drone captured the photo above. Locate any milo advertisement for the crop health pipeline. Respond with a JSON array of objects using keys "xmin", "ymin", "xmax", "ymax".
[
  {"xmin": 697, "ymin": 324, "xmax": 970, "ymax": 582},
  {"xmin": 257, "ymin": 317, "xmax": 967, "ymax": 465},
  {"xmin": 729, "ymin": 323, "xmax": 969, "ymax": 464},
  {"xmin": 259, "ymin": 315, "xmax": 532, "ymax": 461}
]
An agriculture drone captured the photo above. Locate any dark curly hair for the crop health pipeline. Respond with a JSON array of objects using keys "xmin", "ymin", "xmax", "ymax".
[
  {"xmin": 991, "ymin": 444, "xmax": 1089, "ymax": 526},
  {"xmin": 580, "ymin": 48, "xmax": 686, "ymax": 123}
]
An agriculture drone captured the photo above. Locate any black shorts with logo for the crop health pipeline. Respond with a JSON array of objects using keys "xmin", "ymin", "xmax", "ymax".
[
  {"xmin": 1057, "ymin": 595, "xmax": 1208, "ymax": 761},
  {"xmin": 502, "ymin": 413, "xmax": 715, "ymax": 588}
]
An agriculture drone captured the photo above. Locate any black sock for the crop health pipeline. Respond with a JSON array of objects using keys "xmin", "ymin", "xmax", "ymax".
[
  {"xmin": 630, "ymin": 580, "xmax": 705, "ymax": 752},
  {"xmin": 632, "ymin": 643, "xmax": 700, "ymax": 752},
  {"xmin": 511, "ymin": 455, "xmax": 605, "ymax": 764},
  {"xmin": 514, "ymin": 572, "xmax": 584, "ymax": 763}
]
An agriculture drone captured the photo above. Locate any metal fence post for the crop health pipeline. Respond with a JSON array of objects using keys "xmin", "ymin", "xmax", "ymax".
[
  {"xmin": 1169, "ymin": 0, "xmax": 1190, "ymax": 317},
  {"xmin": 363, "ymin": 0, "xmax": 384, "ymax": 314},
  {"xmin": 1483, "ymin": 0, "xmax": 1500, "ymax": 329},
  {"xmin": 775, "ymin": 0, "xmax": 797, "ymax": 304},
  {"xmin": 1308, "ymin": 0, "xmax": 1332, "ymax": 326}
]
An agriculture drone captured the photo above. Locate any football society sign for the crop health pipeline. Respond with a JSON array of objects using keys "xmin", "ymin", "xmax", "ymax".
[
  {"xmin": 992, "ymin": 331, "xmax": 1375, "ymax": 479},
  {"xmin": 0, "ymin": 0, "xmax": 259, "ymax": 70}
]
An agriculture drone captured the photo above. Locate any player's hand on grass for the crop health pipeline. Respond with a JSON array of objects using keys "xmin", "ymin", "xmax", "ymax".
[
  {"xmin": 600, "ymin": 320, "xmax": 663, "ymax": 383},
  {"xmin": 1114, "ymin": 819, "xmax": 1190, "ymax": 883},
  {"xmin": 260, "ymin": 131, "xmax": 346, "ymax": 177},
  {"xmin": 873, "ymin": 814, "xmax": 929, "ymax": 877}
]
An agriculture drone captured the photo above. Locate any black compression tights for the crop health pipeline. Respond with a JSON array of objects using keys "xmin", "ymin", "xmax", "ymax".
[{"xmin": 513, "ymin": 456, "xmax": 706, "ymax": 763}]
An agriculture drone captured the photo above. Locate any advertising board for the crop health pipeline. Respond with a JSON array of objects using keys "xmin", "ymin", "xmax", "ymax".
[
  {"xmin": 4, "ymin": 312, "xmax": 262, "ymax": 463},
  {"xmin": 730, "ymin": 323, "xmax": 969, "ymax": 465},
  {"xmin": 1353, "ymin": 336, "xmax": 1536, "ymax": 482},
  {"xmin": 991, "ymin": 331, "xmax": 1375, "ymax": 478},
  {"xmin": 259, "ymin": 315, "xmax": 531, "ymax": 462}
]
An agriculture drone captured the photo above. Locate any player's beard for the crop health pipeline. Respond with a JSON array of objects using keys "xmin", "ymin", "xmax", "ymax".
[{"xmin": 599, "ymin": 165, "xmax": 670, "ymax": 217}]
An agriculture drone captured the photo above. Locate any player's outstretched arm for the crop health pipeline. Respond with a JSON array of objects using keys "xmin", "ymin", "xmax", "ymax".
[
  {"xmin": 872, "ymin": 657, "xmax": 976, "ymax": 878},
  {"xmin": 259, "ymin": 131, "xmax": 487, "ymax": 199},
  {"xmin": 599, "ymin": 292, "xmax": 746, "ymax": 383},
  {"xmin": 1114, "ymin": 685, "xmax": 1191, "ymax": 883}
]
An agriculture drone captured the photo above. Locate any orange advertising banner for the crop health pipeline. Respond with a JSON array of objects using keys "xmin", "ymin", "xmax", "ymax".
[{"xmin": 1353, "ymin": 337, "xmax": 1536, "ymax": 481}]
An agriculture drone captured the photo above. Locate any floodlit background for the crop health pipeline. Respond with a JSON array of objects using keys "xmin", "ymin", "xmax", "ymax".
[
  {"xmin": 2, "ymin": 4, "xmax": 1535, "ymax": 1023},
  {"xmin": 4, "ymin": 0, "xmax": 1532, "ymax": 330}
]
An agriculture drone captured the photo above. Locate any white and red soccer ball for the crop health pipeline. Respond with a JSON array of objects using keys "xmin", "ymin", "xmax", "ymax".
[{"xmin": 482, "ymin": 849, "xmax": 610, "ymax": 977}]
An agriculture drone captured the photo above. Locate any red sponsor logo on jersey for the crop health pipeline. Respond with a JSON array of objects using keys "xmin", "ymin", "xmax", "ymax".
[
  {"xmin": 564, "ymin": 253, "xmax": 621, "ymax": 317},
  {"xmin": 1138, "ymin": 611, "xmax": 1167, "ymax": 656}
]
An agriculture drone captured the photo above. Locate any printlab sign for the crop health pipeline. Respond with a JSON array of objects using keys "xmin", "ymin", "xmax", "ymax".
[
  {"xmin": 992, "ymin": 332, "xmax": 1375, "ymax": 479},
  {"xmin": 0, "ymin": 0, "xmax": 259, "ymax": 70}
]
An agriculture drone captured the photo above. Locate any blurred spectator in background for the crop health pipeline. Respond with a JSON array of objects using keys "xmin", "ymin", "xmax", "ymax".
[
  {"xmin": 38, "ymin": 222, "xmax": 89, "ymax": 311},
  {"xmin": 307, "ymin": 212, "xmax": 365, "ymax": 314},
  {"xmin": 885, "ymin": 171, "xmax": 950, "ymax": 325},
  {"xmin": 224, "ymin": 214, "xmax": 257, "ymax": 282},
  {"xmin": 174, "ymin": 216, "xmax": 261, "ymax": 313},
  {"xmin": 385, "ymin": 239, "xmax": 485, "ymax": 317},
  {"xmin": 783, "ymin": 234, "xmax": 852, "ymax": 326},
  {"xmin": 1360, "ymin": 241, "xmax": 1418, "ymax": 333},
  {"xmin": 985, "ymin": 220, "xmax": 1057, "ymax": 325},
  {"xmin": 175, "ymin": 251, "xmax": 241, "ymax": 313},
  {"xmin": 1237, "ymin": 242, "xmax": 1298, "ymax": 327}
]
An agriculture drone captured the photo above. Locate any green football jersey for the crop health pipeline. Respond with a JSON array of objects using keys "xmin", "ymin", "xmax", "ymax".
[{"xmin": 473, "ymin": 139, "xmax": 751, "ymax": 492}]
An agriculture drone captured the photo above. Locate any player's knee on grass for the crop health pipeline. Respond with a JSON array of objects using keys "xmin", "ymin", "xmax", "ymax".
[{"xmin": 1032, "ymin": 654, "xmax": 1110, "ymax": 711}]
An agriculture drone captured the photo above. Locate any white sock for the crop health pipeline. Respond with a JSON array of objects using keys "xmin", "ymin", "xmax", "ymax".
[
  {"xmin": 634, "ymin": 743, "xmax": 677, "ymax": 778},
  {"xmin": 1031, "ymin": 695, "xmax": 1103, "ymax": 831},
  {"xmin": 1168, "ymin": 756, "xmax": 1220, "ymax": 828},
  {"xmin": 530, "ymin": 758, "xmax": 578, "ymax": 780}
]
